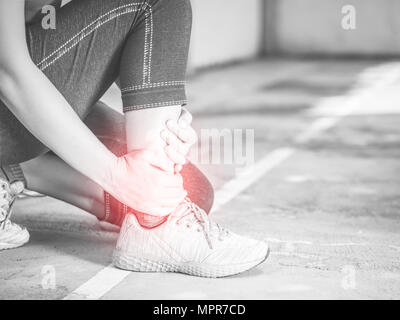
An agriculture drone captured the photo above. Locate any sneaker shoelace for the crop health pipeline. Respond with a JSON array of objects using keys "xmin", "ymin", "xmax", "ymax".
[
  {"xmin": 168, "ymin": 198, "xmax": 230, "ymax": 249},
  {"xmin": 0, "ymin": 180, "xmax": 25, "ymax": 230}
]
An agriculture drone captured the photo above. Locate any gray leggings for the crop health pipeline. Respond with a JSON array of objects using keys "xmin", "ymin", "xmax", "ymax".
[
  {"xmin": 0, "ymin": 0, "xmax": 191, "ymax": 165},
  {"xmin": 0, "ymin": 0, "xmax": 214, "ymax": 213}
]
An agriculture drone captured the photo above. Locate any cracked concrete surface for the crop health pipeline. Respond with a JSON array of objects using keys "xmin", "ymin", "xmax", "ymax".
[{"xmin": 1, "ymin": 59, "xmax": 400, "ymax": 299}]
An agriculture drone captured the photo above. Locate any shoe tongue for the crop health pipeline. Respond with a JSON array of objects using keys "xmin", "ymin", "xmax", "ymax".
[
  {"xmin": 0, "ymin": 181, "xmax": 21, "ymax": 226},
  {"xmin": 171, "ymin": 200, "xmax": 199, "ymax": 224},
  {"xmin": 185, "ymin": 201, "xmax": 213, "ymax": 228}
]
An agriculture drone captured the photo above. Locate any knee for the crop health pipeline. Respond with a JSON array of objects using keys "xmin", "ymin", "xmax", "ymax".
[
  {"xmin": 175, "ymin": 0, "xmax": 192, "ymax": 24},
  {"xmin": 174, "ymin": 0, "xmax": 192, "ymax": 20}
]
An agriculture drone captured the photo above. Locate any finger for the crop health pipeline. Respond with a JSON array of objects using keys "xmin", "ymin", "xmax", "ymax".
[
  {"xmin": 166, "ymin": 120, "xmax": 198, "ymax": 146},
  {"xmin": 178, "ymin": 107, "xmax": 193, "ymax": 128},
  {"xmin": 179, "ymin": 127, "xmax": 198, "ymax": 146},
  {"xmin": 166, "ymin": 120, "xmax": 186, "ymax": 141},
  {"xmin": 161, "ymin": 130, "xmax": 189, "ymax": 155},
  {"xmin": 139, "ymin": 193, "xmax": 184, "ymax": 212},
  {"xmin": 175, "ymin": 122, "xmax": 197, "ymax": 145},
  {"xmin": 166, "ymin": 120, "xmax": 181, "ymax": 137},
  {"xmin": 165, "ymin": 145, "xmax": 187, "ymax": 166},
  {"xmin": 142, "ymin": 149, "xmax": 175, "ymax": 173},
  {"xmin": 142, "ymin": 190, "xmax": 186, "ymax": 213},
  {"xmin": 175, "ymin": 164, "xmax": 183, "ymax": 174},
  {"xmin": 161, "ymin": 129, "xmax": 179, "ymax": 148}
]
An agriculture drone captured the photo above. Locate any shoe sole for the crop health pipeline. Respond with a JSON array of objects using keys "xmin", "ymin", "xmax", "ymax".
[
  {"xmin": 112, "ymin": 247, "xmax": 270, "ymax": 278},
  {"xmin": 0, "ymin": 230, "xmax": 30, "ymax": 251}
]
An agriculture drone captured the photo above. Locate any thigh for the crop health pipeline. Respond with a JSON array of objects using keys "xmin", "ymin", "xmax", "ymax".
[{"xmin": 0, "ymin": 0, "xmax": 144, "ymax": 165}]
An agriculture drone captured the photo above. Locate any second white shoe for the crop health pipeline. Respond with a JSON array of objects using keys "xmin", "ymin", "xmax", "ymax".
[
  {"xmin": 0, "ymin": 179, "xmax": 30, "ymax": 251},
  {"xmin": 113, "ymin": 199, "xmax": 269, "ymax": 278}
]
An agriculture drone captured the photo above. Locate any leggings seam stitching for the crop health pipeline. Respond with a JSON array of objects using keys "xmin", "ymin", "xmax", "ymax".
[
  {"xmin": 124, "ymin": 99, "xmax": 187, "ymax": 111},
  {"xmin": 104, "ymin": 192, "xmax": 111, "ymax": 222},
  {"xmin": 36, "ymin": 3, "xmax": 152, "ymax": 73},
  {"xmin": 121, "ymin": 81, "xmax": 186, "ymax": 93},
  {"xmin": 142, "ymin": 2, "xmax": 153, "ymax": 84}
]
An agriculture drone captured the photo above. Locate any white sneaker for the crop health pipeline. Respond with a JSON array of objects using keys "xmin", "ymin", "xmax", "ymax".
[
  {"xmin": 0, "ymin": 178, "xmax": 30, "ymax": 251},
  {"xmin": 113, "ymin": 199, "xmax": 269, "ymax": 278}
]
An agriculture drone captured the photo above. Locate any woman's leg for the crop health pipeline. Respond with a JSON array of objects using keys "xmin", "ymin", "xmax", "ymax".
[
  {"xmin": 20, "ymin": 102, "xmax": 214, "ymax": 225},
  {"xmin": 114, "ymin": 0, "xmax": 193, "ymax": 225},
  {"xmin": 21, "ymin": 153, "xmax": 105, "ymax": 219},
  {"xmin": 1, "ymin": 0, "xmax": 203, "ymax": 222}
]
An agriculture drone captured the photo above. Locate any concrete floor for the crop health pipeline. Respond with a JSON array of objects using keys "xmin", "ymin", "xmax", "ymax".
[{"xmin": 1, "ymin": 58, "xmax": 400, "ymax": 299}]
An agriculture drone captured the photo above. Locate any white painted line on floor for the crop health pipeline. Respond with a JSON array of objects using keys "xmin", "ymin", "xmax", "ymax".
[
  {"xmin": 319, "ymin": 242, "xmax": 368, "ymax": 247},
  {"xmin": 265, "ymin": 237, "xmax": 371, "ymax": 248},
  {"xmin": 294, "ymin": 117, "xmax": 339, "ymax": 144},
  {"xmin": 274, "ymin": 284, "xmax": 313, "ymax": 292},
  {"xmin": 212, "ymin": 115, "xmax": 338, "ymax": 213},
  {"xmin": 284, "ymin": 175, "xmax": 316, "ymax": 183},
  {"xmin": 63, "ymin": 63, "xmax": 400, "ymax": 300},
  {"xmin": 63, "ymin": 265, "xmax": 130, "ymax": 300},
  {"xmin": 266, "ymin": 238, "xmax": 314, "ymax": 245},
  {"xmin": 270, "ymin": 251, "xmax": 320, "ymax": 260}
]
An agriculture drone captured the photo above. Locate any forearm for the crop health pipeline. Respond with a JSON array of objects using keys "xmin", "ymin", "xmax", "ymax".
[{"xmin": 0, "ymin": 61, "xmax": 115, "ymax": 187}]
